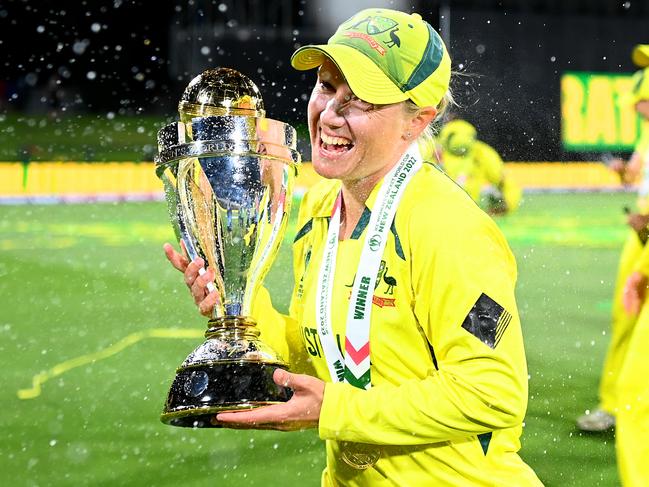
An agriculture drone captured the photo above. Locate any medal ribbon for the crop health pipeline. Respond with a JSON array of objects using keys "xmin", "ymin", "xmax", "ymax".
[{"xmin": 315, "ymin": 143, "xmax": 422, "ymax": 389}]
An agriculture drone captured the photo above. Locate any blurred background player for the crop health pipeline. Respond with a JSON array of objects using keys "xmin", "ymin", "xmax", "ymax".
[
  {"xmin": 436, "ymin": 118, "xmax": 521, "ymax": 216},
  {"xmin": 576, "ymin": 44, "xmax": 649, "ymax": 433},
  {"xmin": 610, "ymin": 44, "xmax": 649, "ymax": 486}
]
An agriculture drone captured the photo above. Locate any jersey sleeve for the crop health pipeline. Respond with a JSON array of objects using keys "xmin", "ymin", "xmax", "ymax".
[
  {"xmin": 253, "ymin": 190, "xmax": 318, "ymax": 376},
  {"xmin": 252, "ymin": 286, "xmax": 314, "ymax": 374},
  {"xmin": 318, "ymin": 202, "xmax": 529, "ymax": 445}
]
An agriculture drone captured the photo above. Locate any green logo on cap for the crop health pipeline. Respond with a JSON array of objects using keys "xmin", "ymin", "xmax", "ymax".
[{"xmin": 343, "ymin": 15, "xmax": 402, "ymax": 55}]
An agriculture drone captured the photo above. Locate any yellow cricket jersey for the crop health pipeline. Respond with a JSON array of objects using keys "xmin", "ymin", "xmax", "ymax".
[
  {"xmin": 256, "ymin": 163, "xmax": 541, "ymax": 486},
  {"xmin": 625, "ymin": 122, "xmax": 649, "ymax": 274},
  {"xmin": 260, "ymin": 164, "xmax": 541, "ymax": 486},
  {"xmin": 635, "ymin": 120, "xmax": 649, "ymax": 213}
]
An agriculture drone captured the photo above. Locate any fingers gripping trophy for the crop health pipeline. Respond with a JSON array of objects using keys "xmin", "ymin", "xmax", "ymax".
[{"xmin": 154, "ymin": 68, "xmax": 301, "ymax": 427}]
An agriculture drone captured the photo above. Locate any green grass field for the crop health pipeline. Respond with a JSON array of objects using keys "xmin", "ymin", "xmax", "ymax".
[{"xmin": 0, "ymin": 191, "xmax": 635, "ymax": 486}]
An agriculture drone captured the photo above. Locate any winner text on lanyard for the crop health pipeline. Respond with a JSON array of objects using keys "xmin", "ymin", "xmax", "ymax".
[{"xmin": 315, "ymin": 144, "xmax": 422, "ymax": 390}]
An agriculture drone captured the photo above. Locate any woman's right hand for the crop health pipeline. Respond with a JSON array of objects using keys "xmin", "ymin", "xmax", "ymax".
[{"xmin": 163, "ymin": 243, "xmax": 219, "ymax": 317}]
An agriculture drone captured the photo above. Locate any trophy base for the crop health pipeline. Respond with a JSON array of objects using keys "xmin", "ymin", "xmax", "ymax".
[{"xmin": 161, "ymin": 361, "xmax": 292, "ymax": 428}]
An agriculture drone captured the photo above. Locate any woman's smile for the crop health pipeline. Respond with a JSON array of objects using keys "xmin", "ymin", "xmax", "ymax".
[{"xmin": 318, "ymin": 128, "xmax": 354, "ymax": 157}]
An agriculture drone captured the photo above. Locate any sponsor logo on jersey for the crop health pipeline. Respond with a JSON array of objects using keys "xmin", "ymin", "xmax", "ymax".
[
  {"xmin": 302, "ymin": 327, "xmax": 344, "ymax": 359},
  {"xmin": 345, "ymin": 260, "xmax": 397, "ymax": 308}
]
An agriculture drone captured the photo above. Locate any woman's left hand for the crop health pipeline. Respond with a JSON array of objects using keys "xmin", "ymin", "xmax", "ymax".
[{"xmin": 216, "ymin": 369, "xmax": 325, "ymax": 431}]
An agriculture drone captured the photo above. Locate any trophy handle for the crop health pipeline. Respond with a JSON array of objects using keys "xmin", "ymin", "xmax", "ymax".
[
  {"xmin": 242, "ymin": 163, "xmax": 292, "ymax": 314},
  {"xmin": 160, "ymin": 164, "xmax": 217, "ymax": 294},
  {"xmin": 177, "ymin": 157, "xmax": 226, "ymax": 317}
]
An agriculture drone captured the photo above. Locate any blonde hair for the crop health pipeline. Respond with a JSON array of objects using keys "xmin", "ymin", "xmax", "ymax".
[{"xmin": 404, "ymin": 88, "xmax": 456, "ymax": 162}]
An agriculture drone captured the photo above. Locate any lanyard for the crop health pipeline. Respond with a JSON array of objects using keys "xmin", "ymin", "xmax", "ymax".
[{"xmin": 315, "ymin": 144, "xmax": 422, "ymax": 389}]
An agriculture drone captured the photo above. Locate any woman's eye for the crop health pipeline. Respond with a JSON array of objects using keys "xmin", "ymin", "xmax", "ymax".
[
  {"xmin": 352, "ymin": 99, "xmax": 374, "ymax": 111},
  {"xmin": 318, "ymin": 81, "xmax": 333, "ymax": 91}
]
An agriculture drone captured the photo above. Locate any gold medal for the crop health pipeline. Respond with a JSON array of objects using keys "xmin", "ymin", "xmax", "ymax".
[{"xmin": 340, "ymin": 441, "xmax": 381, "ymax": 470}]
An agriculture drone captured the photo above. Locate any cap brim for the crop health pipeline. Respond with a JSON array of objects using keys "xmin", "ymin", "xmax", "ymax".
[
  {"xmin": 632, "ymin": 45, "xmax": 649, "ymax": 68},
  {"xmin": 291, "ymin": 44, "xmax": 409, "ymax": 105}
]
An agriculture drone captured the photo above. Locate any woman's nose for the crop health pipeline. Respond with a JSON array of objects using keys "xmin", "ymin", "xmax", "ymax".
[{"xmin": 320, "ymin": 95, "xmax": 346, "ymax": 126}]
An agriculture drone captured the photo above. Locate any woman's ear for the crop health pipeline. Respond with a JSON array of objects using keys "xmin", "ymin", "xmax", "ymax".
[{"xmin": 406, "ymin": 106, "xmax": 437, "ymax": 139}]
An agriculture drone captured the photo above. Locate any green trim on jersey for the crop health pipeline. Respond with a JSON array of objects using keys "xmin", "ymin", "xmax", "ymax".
[{"xmin": 293, "ymin": 218, "xmax": 313, "ymax": 243}]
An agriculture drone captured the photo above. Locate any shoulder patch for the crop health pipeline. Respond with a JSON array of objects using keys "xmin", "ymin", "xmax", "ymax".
[{"xmin": 461, "ymin": 293, "xmax": 511, "ymax": 349}]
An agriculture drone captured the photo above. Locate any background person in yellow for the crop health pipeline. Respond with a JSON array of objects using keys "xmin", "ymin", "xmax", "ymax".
[
  {"xmin": 576, "ymin": 44, "xmax": 649, "ymax": 433},
  {"xmin": 609, "ymin": 44, "xmax": 649, "ymax": 487},
  {"xmin": 165, "ymin": 7, "xmax": 541, "ymax": 486},
  {"xmin": 436, "ymin": 118, "xmax": 521, "ymax": 215}
]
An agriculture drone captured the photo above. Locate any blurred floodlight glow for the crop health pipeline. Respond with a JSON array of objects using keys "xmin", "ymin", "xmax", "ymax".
[{"xmin": 315, "ymin": 0, "xmax": 408, "ymax": 32}]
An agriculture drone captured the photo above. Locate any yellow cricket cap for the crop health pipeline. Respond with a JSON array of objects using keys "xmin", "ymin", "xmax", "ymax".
[
  {"xmin": 291, "ymin": 8, "xmax": 451, "ymax": 108},
  {"xmin": 632, "ymin": 44, "xmax": 649, "ymax": 68},
  {"xmin": 439, "ymin": 119, "xmax": 477, "ymax": 157}
]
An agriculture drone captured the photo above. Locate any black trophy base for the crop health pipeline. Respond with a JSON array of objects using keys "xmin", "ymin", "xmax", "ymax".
[{"xmin": 160, "ymin": 361, "xmax": 293, "ymax": 428}]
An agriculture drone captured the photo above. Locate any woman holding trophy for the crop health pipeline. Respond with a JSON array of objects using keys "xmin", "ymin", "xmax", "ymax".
[{"xmin": 165, "ymin": 7, "xmax": 541, "ymax": 486}]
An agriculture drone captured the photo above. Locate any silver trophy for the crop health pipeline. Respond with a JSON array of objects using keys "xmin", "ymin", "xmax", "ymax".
[{"xmin": 155, "ymin": 68, "xmax": 300, "ymax": 428}]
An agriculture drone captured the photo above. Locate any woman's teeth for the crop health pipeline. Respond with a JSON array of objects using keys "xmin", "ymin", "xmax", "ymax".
[{"xmin": 321, "ymin": 133, "xmax": 352, "ymax": 147}]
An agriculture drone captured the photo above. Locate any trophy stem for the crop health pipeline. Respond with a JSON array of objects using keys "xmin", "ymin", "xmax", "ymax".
[{"xmin": 205, "ymin": 315, "xmax": 260, "ymax": 340}]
